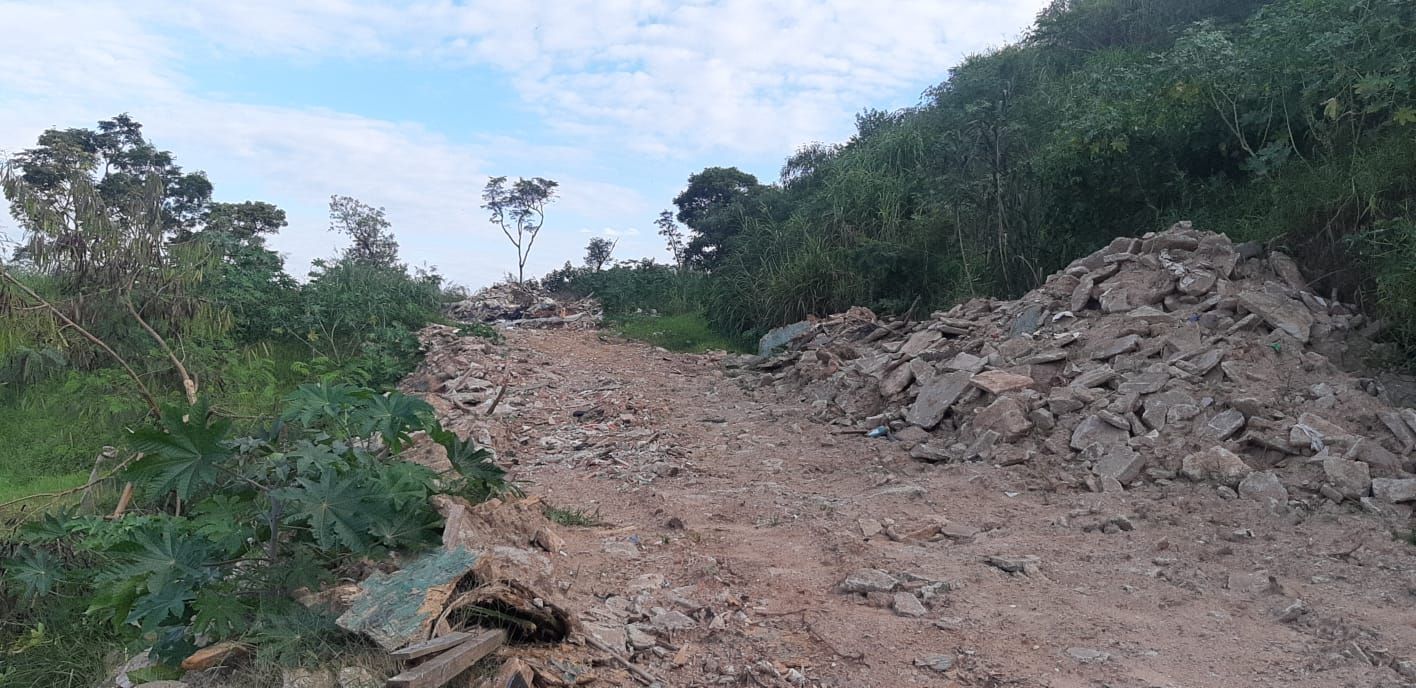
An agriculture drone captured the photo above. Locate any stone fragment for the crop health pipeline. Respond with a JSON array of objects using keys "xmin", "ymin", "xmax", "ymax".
[
  {"xmin": 859, "ymin": 518, "xmax": 883, "ymax": 538},
  {"xmin": 1345, "ymin": 439, "xmax": 1408, "ymax": 478},
  {"xmin": 840, "ymin": 569, "xmax": 899, "ymax": 593},
  {"xmin": 1238, "ymin": 471, "xmax": 1288, "ymax": 503},
  {"xmin": 892, "ymin": 592, "xmax": 927, "ymax": 617},
  {"xmin": 1371, "ymin": 478, "xmax": 1416, "ymax": 503},
  {"xmin": 1093, "ymin": 445, "xmax": 1146, "ymax": 483},
  {"xmin": 914, "ymin": 655, "xmax": 955, "ymax": 673},
  {"xmin": 1009, "ymin": 303, "xmax": 1046, "ymax": 337},
  {"xmin": 1072, "ymin": 366, "xmax": 1117, "ymax": 388},
  {"xmin": 964, "ymin": 430, "xmax": 1001, "ymax": 461},
  {"xmin": 1238, "ymin": 291, "xmax": 1314, "ymax": 343},
  {"xmin": 985, "ymin": 555, "xmax": 1041, "ymax": 575},
  {"xmin": 972, "ymin": 397, "xmax": 1033, "ymax": 440},
  {"xmin": 1178, "ymin": 269, "xmax": 1217, "ymax": 296},
  {"xmin": 905, "ymin": 371, "xmax": 972, "ymax": 429},
  {"xmin": 1119, "ymin": 372, "xmax": 1169, "ymax": 395},
  {"xmin": 1071, "ymin": 274, "xmax": 1096, "ymax": 312},
  {"xmin": 943, "ymin": 352, "xmax": 988, "ymax": 374},
  {"xmin": 1180, "ymin": 446, "xmax": 1252, "ymax": 486},
  {"xmin": 1028, "ymin": 408, "xmax": 1056, "ymax": 431},
  {"xmin": 879, "ymin": 363, "xmax": 915, "ymax": 397},
  {"xmin": 1377, "ymin": 411, "xmax": 1416, "ymax": 453},
  {"xmin": 651, "ymin": 610, "xmax": 696, "ymax": 632},
  {"xmin": 1070, "ymin": 415, "xmax": 1130, "ymax": 451},
  {"xmin": 585, "ymin": 622, "xmax": 629, "ymax": 652},
  {"xmin": 1268, "ymin": 252, "xmax": 1308, "ymax": 291},
  {"xmin": 900, "ymin": 329, "xmax": 944, "ymax": 357},
  {"xmin": 1098, "ymin": 270, "xmax": 1174, "ymax": 313},
  {"xmin": 909, "ymin": 443, "xmax": 951, "ymax": 463},
  {"xmin": 1204, "ymin": 409, "xmax": 1246, "ymax": 440},
  {"xmin": 970, "ymin": 370, "xmax": 1035, "ymax": 395},
  {"xmin": 1091, "ymin": 334, "xmax": 1142, "ymax": 361},
  {"xmin": 1049, "ymin": 396, "xmax": 1085, "ymax": 415},
  {"xmin": 1128, "ymin": 305, "xmax": 1174, "ymax": 324},
  {"xmin": 626, "ymin": 624, "xmax": 657, "ymax": 650},
  {"xmin": 1142, "ymin": 391, "xmax": 1196, "ymax": 430},
  {"xmin": 1322, "ymin": 457, "xmax": 1371, "ymax": 499}
]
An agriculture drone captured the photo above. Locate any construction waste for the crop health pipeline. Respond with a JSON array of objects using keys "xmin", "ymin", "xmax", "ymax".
[
  {"xmin": 447, "ymin": 281, "xmax": 601, "ymax": 329},
  {"xmin": 732, "ymin": 223, "xmax": 1416, "ymax": 525}
]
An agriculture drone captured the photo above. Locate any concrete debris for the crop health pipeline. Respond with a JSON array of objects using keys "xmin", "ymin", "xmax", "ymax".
[
  {"xmin": 840, "ymin": 569, "xmax": 900, "ymax": 594},
  {"xmin": 737, "ymin": 224, "xmax": 1416, "ymax": 519},
  {"xmin": 447, "ymin": 281, "xmax": 601, "ymax": 329}
]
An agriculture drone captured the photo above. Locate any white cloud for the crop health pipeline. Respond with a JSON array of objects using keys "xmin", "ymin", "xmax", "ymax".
[
  {"xmin": 147, "ymin": 0, "xmax": 1049, "ymax": 154},
  {"xmin": 0, "ymin": 0, "xmax": 1048, "ymax": 285}
]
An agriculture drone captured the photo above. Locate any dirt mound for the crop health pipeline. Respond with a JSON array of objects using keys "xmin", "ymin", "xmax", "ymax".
[
  {"xmin": 735, "ymin": 222, "xmax": 1416, "ymax": 524},
  {"xmin": 447, "ymin": 282, "xmax": 600, "ymax": 329}
]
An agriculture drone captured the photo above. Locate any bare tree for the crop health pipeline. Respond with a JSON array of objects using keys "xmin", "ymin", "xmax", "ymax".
[{"xmin": 482, "ymin": 176, "xmax": 558, "ymax": 283}]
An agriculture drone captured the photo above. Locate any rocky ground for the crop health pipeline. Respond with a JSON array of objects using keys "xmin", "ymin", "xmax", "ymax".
[
  {"xmin": 385, "ymin": 224, "xmax": 1416, "ymax": 687},
  {"xmin": 401, "ymin": 324, "xmax": 1416, "ymax": 687}
]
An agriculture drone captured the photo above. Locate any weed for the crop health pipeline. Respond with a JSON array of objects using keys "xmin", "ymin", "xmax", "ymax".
[
  {"xmin": 543, "ymin": 504, "xmax": 605, "ymax": 527},
  {"xmin": 457, "ymin": 322, "xmax": 505, "ymax": 344}
]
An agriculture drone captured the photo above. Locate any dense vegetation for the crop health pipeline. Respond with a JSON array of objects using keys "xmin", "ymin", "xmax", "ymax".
[
  {"xmin": 564, "ymin": 0, "xmax": 1416, "ymax": 361},
  {"xmin": 0, "ymin": 116, "xmax": 461, "ymax": 683}
]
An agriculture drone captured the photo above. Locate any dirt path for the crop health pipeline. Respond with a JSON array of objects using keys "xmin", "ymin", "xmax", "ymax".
[{"xmin": 427, "ymin": 328, "xmax": 1416, "ymax": 687}]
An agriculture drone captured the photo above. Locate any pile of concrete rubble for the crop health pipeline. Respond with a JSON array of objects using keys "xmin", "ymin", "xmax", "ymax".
[
  {"xmin": 733, "ymin": 223, "xmax": 1416, "ymax": 521},
  {"xmin": 447, "ymin": 281, "xmax": 601, "ymax": 329}
]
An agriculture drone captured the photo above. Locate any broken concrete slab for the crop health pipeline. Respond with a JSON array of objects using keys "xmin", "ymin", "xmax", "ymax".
[
  {"xmin": 1322, "ymin": 456, "xmax": 1371, "ymax": 500},
  {"xmin": 1071, "ymin": 415, "xmax": 1130, "ymax": 451},
  {"xmin": 970, "ymin": 370, "xmax": 1036, "ymax": 395},
  {"xmin": 905, "ymin": 371, "xmax": 972, "ymax": 429},
  {"xmin": 1239, "ymin": 290, "xmax": 1314, "ymax": 343}
]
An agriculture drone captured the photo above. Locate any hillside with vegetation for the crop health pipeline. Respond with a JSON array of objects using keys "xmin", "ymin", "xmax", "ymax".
[{"xmin": 556, "ymin": 0, "xmax": 1416, "ymax": 362}]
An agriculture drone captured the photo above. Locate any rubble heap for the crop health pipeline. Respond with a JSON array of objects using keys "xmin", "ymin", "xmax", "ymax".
[
  {"xmin": 447, "ymin": 281, "xmax": 601, "ymax": 329},
  {"xmin": 734, "ymin": 223, "xmax": 1416, "ymax": 520}
]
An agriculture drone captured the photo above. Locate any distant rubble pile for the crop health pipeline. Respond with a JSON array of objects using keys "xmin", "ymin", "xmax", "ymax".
[
  {"xmin": 447, "ymin": 281, "xmax": 601, "ymax": 329},
  {"xmin": 731, "ymin": 223, "xmax": 1416, "ymax": 523}
]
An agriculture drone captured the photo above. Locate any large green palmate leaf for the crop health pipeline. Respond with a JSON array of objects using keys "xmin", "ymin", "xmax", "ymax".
[
  {"xmin": 281, "ymin": 381, "xmax": 366, "ymax": 430},
  {"xmin": 3, "ymin": 547, "xmax": 63, "ymax": 600},
  {"xmin": 108, "ymin": 521, "xmax": 214, "ymax": 586},
  {"xmin": 127, "ymin": 399, "xmax": 233, "ymax": 499},
  {"xmin": 276, "ymin": 469, "xmax": 378, "ymax": 552},
  {"xmin": 356, "ymin": 391, "xmax": 433, "ymax": 452}
]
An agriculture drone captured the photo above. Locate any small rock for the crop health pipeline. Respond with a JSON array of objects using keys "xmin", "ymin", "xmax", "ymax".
[
  {"xmin": 180, "ymin": 641, "xmax": 249, "ymax": 671},
  {"xmin": 1322, "ymin": 456, "xmax": 1371, "ymax": 500},
  {"xmin": 859, "ymin": 518, "xmax": 883, "ymax": 537},
  {"xmin": 914, "ymin": 655, "xmax": 955, "ymax": 673},
  {"xmin": 1371, "ymin": 478, "xmax": 1416, "ymax": 503},
  {"xmin": 892, "ymin": 592, "xmax": 928, "ymax": 617},
  {"xmin": 1237, "ymin": 471, "xmax": 1288, "ymax": 503},
  {"xmin": 1180, "ymin": 446, "xmax": 1253, "ymax": 487},
  {"xmin": 840, "ymin": 569, "xmax": 899, "ymax": 593},
  {"xmin": 1275, "ymin": 599, "xmax": 1306, "ymax": 623},
  {"xmin": 970, "ymin": 370, "xmax": 1036, "ymax": 395},
  {"xmin": 1071, "ymin": 415, "xmax": 1130, "ymax": 451},
  {"xmin": 985, "ymin": 554, "xmax": 1041, "ymax": 576},
  {"xmin": 626, "ymin": 623, "xmax": 657, "ymax": 649},
  {"xmin": 651, "ymin": 610, "xmax": 696, "ymax": 633},
  {"xmin": 1093, "ymin": 445, "xmax": 1146, "ymax": 483},
  {"xmin": 1204, "ymin": 409, "xmax": 1246, "ymax": 440},
  {"xmin": 335, "ymin": 667, "xmax": 380, "ymax": 688},
  {"xmin": 585, "ymin": 623, "xmax": 629, "ymax": 652},
  {"xmin": 1065, "ymin": 647, "xmax": 1110, "ymax": 664}
]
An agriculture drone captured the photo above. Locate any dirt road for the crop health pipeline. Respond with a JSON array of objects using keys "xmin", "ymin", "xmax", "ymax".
[{"xmin": 423, "ymin": 327, "xmax": 1416, "ymax": 687}]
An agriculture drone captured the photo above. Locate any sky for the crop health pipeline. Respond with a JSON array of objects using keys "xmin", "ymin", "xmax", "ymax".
[{"xmin": 0, "ymin": 0, "xmax": 1049, "ymax": 289}]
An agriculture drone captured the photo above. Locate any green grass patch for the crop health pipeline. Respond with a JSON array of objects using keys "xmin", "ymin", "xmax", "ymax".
[
  {"xmin": 610, "ymin": 313, "xmax": 751, "ymax": 353},
  {"xmin": 543, "ymin": 504, "xmax": 606, "ymax": 527}
]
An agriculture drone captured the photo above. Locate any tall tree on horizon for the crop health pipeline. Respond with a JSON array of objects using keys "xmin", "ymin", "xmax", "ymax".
[{"xmin": 482, "ymin": 175, "xmax": 558, "ymax": 283}]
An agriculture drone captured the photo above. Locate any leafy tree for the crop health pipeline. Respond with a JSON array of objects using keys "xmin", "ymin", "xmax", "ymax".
[
  {"xmin": 481, "ymin": 176, "xmax": 559, "ymax": 283},
  {"xmin": 199, "ymin": 201, "xmax": 286, "ymax": 245},
  {"xmin": 584, "ymin": 236, "xmax": 617, "ymax": 271},
  {"xmin": 328, "ymin": 195, "xmax": 400, "ymax": 268},
  {"xmin": 655, "ymin": 210, "xmax": 686, "ymax": 269},
  {"xmin": 672, "ymin": 167, "xmax": 764, "ymax": 269}
]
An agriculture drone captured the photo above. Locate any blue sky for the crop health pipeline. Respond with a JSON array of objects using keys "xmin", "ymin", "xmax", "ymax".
[{"xmin": 0, "ymin": 0, "xmax": 1047, "ymax": 288}]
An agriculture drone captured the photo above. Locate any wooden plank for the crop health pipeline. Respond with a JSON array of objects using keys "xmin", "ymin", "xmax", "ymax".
[
  {"xmin": 390, "ymin": 631, "xmax": 473, "ymax": 660},
  {"xmin": 387, "ymin": 629, "xmax": 505, "ymax": 688}
]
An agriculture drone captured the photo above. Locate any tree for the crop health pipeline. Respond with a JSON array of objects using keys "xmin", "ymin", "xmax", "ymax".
[
  {"xmin": 584, "ymin": 236, "xmax": 617, "ymax": 271},
  {"xmin": 672, "ymin": 167, "xmax": 763, "ymax": 269},
  {"xmin": 655, "ymin": 210, "xmax": 686, "ymax": 269},
  {"xmin": 328, "ymin": 195, "xmax": 400, "ymax": 268},
  {"xmin": 482, "ymin": 176, "xmax": 558, "ymax": 283},
  {"xmin": 200, "ymin": 201, "xmax": 287, "ymax": 245}
]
